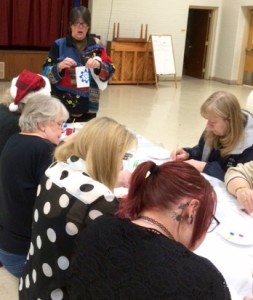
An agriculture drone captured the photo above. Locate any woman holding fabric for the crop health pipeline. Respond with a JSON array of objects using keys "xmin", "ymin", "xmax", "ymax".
[{"xmin": 43, "ymin": 5, "xmax": 115, "ymax": 122}]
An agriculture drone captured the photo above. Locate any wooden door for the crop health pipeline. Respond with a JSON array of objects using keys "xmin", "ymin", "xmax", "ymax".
[
  {"xmin": 183, "ymin": 9, "xmax": 211, "ymax": 79},
  {"xmin": 243, "ymin": 11, "xmax": 253, "ymax": 85}
]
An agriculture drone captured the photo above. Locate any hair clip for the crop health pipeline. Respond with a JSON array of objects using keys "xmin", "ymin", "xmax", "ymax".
[{"xmin": 145, "ymin": 171, "xmax": 151, "ymax": 178}]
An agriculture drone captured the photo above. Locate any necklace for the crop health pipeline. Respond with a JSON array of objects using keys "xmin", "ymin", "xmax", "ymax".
[{"xmin": 138, "ymin": 216, "xmax": 175, "ymax": 240}]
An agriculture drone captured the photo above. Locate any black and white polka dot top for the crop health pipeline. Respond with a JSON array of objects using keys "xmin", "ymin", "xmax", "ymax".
[{"xmin": 19, "ymin": 155, "xmax": 119, "ymax": 300}]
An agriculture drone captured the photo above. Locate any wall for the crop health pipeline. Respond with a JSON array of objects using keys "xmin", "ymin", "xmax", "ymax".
[
  {"xmin": 89, "ymin": 0, "xmax": 253, "ymax": 85},
  {"xmin": 89, "ymin": 0, "xmax": 222, "ymax": 81},
  {"xmin": 211, "ymin": 0, "xmax": 253, "ymax": 84}
]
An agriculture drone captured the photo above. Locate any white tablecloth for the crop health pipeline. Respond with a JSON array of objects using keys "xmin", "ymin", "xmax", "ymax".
[
  {"xmin": 195, "ymin": 174, "xmax": 253, "ymax": 300},
  {"xmin": 67, "ymin": 127, "xmax": 253, "ymax": 299},
  {"xmin": 121, "ymin": 134, "xmax": 253, "ymax": 300}
]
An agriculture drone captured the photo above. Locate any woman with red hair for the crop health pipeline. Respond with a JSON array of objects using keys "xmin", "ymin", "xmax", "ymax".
[{"xmin": 68, "ymin": 161, "xmax": 231, "ymax": 299}]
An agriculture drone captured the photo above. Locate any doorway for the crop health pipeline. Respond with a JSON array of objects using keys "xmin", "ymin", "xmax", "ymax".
[
  {"xmin": 243, "ymin": 10, "xmax": 253, "ymax": 85},
  {"xmin": 183, "ymin": 9, "xmax": 212, "ymax": 79}
]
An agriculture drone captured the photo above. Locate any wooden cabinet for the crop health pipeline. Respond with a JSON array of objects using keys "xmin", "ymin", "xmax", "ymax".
[
  {"xmin": 107, "ymin": 41, "xmax": 156, "ymax": 84},
  {"xmin": 0, "ymin": 51, "xmax": 48, "ymax": 81}
]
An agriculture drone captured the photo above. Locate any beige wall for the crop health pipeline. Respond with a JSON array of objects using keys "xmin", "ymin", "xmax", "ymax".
[{"xmin": 89, "ymin": 0, "xmax": 253, "ymax": 85}]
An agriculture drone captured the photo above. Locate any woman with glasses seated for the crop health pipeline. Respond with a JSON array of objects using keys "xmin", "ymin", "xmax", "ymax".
[
  {"xmin": 68, "ymin": 161, "xmax": 231, "ymax": 300},
  {"xmin": 0, "ymin": 94, "xmax": 69, "ymax": 278},
  {"xmin": 43, "ymin": 5, "xmax": 115, "ymax": 123}
]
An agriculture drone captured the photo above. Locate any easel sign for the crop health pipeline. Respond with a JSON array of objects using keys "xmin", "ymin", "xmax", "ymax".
[{"xmin": 150, "ymin": 34, "xmax": 177, "ymax": 88}]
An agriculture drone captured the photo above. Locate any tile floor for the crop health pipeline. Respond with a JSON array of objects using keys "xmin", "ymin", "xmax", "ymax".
[{"xmin": 0, "ymin": 76, "xmax": 252, "ymax": 299}]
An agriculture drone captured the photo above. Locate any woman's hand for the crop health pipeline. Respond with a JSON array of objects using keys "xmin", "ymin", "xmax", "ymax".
[
  {"xmin": 236, "ymin": 187, "xmax": 253, "ymax": 216},
  {"xmin": 185, "ymin": 159, "xmax": 206, "ymax": 173},
  {"xmin": 57, "ymin": 57, "xmax": 77, "ymax": 72},
  {"xmin": 84, "ymin": 58, "xmax": 101, "ymax": 70},
  {"xmin": 170, "ymin": 148, "xmax": 189, "ymax": 161}
]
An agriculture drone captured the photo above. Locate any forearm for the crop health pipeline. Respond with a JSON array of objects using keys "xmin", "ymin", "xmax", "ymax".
[{"xmin": 226, "ymin": 177, "xmax": 251, "ymax": 196}]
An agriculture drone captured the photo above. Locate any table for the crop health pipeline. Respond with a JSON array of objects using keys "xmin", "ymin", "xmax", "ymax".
[
  {"xmin": 195, "ymin": 174, "xmax": 253, "ymax": 300},
  {"xmin": 65, "ymin": 127, "xmax": 253, "ymax": 299},
  {"xmin": 121, "ymin": 133, "xmax": 253, "ymax": 300}
]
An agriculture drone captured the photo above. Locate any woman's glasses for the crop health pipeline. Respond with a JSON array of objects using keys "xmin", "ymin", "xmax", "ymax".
[
  {"xmin": 208, "ymin": 215, "xmax": 220, "ymax": 233},
  {"xmin": 72, "ymin": 22, "xmax": 89, "ymax": 29},
  {"xmin": 51, "ymin": 120, "xmax": 65, "ymax": 129},
  {"xmin": 123, "ymin": 152, "xmax": 134, "ymax": 160}
]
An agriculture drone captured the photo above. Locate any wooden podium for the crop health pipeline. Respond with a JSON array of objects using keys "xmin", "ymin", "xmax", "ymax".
[{"xmin": 107, "ymin": 23, "xmax": 156, "ymax": 85}]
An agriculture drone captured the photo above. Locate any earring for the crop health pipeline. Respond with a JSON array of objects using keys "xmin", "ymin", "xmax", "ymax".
[{"xmin": 188, "ymin": 215, "xmax": 193, "ymax": 224}]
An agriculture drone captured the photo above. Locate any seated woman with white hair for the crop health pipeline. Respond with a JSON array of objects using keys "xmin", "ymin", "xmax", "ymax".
[{"xmin": 0, "ymin": 93, "xmax": 69, "ymax": 277}]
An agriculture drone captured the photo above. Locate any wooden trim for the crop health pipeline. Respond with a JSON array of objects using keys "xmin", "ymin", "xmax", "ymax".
[{"xmin": 0, "ymin": 51, "xmax": 48, "ymax": 80}]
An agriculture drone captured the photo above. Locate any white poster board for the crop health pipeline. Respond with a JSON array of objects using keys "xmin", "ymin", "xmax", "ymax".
[{"xmin": 151, "ymin": 35, "xmax": 176, "ymax": 75}]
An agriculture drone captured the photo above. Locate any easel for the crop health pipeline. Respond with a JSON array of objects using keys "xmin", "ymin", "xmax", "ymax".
[{"xmin": 149, "ymin": 34, "xmax": 177, "ymax": 88}]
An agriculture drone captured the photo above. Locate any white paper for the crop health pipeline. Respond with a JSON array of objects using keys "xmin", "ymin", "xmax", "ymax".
[{"xmin": 75, "ymin": 66, "xmax": 89, "ymax": 88}]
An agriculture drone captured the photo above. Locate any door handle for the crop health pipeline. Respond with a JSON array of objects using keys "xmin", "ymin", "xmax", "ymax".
[{"xmin": 245, "ymin": 48, "xmax": 253, "ymax": 52}]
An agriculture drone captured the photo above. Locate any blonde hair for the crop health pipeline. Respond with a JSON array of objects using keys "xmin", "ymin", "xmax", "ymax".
[
  {"xmin": 54, "ymin": 117, "xmax": 137, "ymax": 190},
  {"xmin": 200, "ymin": 91, "xmax": 245, "ymax": 156}
]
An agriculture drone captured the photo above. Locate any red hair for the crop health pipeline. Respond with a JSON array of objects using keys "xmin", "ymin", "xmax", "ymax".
[{"xmin": 116, "ymin": 161, "xmax": 217, "ymax": 247}]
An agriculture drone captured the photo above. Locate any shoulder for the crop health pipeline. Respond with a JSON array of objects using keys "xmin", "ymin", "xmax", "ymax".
[
  {"xmin": 45, "ymin": 161, "xmax": 115, "ymax": 203},
  {"xmin": 30, "ymin": 136, "xmax": 55, "ymax": 149},
  {"xmin": 0, "ymin": 105, "xmax": 19, "ymax": 119},
  {"xmin": 76, "ymin": 216, "xmax": 129, "ymax": 246},
  {"xmin": 87, "ymin": 34, "xmax": 104, "ymax": 48},
  {"xmin": 13, "ymin": 135, "xmax": 55, "ymax": 153},
  {"xmin": 0, "ymin": 108, "xmax": 19, "ymax": 130},
  {"xmin": 54, "ymin": 37, "xmax": 67, "ymax": 46}
]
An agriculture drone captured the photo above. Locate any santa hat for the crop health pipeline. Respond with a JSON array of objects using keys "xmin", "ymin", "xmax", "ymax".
[{"xmin": 9, "ymin": 69, "xmax": 51, "ymax": 112}]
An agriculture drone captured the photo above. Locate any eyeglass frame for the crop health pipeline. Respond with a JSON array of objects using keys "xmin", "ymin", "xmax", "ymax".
[
  {"xmin": 207, "ymin": 215, "xmax": 220, "ymax": 233},
  {"xmin": 50, "ymin": 120, "xmax": 65, "ymax": 129},
  {"xmin": 72, "ymin": 22, "xmax": 89, "ymax": 29}
]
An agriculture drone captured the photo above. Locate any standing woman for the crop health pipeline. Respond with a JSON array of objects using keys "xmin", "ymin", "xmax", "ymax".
[
  {"xmin": 43, "ymin": 5, "xmax": 115, "ymax": 122},
  {"xmin": 171, "ymin": 91, "xmax": 253, "ymax": 181},
  {"xmin": 0, "ymin": 94, "xmax": 69, "ymax": 277},
  {"xmin": 19, "ymin": 117, "xmax": 137, "ymax": 299}
]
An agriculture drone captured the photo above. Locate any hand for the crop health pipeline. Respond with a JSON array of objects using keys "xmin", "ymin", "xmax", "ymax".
[
  {"xmin": 243, "ymin": 297, "xmax": 253, "ymax": 300},
  {"xmin": 84, "ymin": 58, "xmax": 101, "ymax": 70},
  {"xmin": 170, "ymin": 148, "xmax": 189, "ymax": 161},
  {"xmin": 236, "ymin": 187, "xmax": 253, "ymax": 216},
  {"xmin": 185, "ymin": 159, "xmax": 206, "ymax": 173},
  {"xmin": 58, "ymin": 57, "xmax": 77, "ymax": 72},
  {"xmin": 116, "ymin": 170, "xmax": 132, "ymax": 188}
]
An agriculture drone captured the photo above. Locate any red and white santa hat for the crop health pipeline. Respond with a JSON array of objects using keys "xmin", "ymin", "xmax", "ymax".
[{"xmin": 9, "ymin": 69, "xmax": 51, "ymax": 112}]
